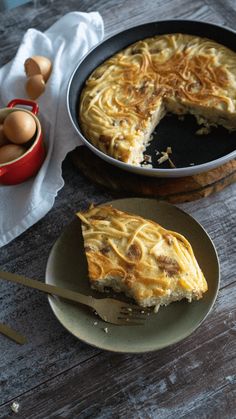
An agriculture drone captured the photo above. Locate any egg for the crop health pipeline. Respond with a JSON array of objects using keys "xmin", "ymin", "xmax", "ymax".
[
  {"xmin": 3, "ymin": 111, "xmax": 37, "ymax": 144},
  {"xmin": 0, "ymin": 124, "xmax": 9, "ymax": 147},
  {"xmin": 25, "ymin": 74, "xmax": 45, "ymax": 99},
  {"xmin": 0, "ymin": 144, "xmax": 25, "ymax": 164},
  {"xmin": 24, "ymin": 55, "xmax": 52, "ymax": 82}
]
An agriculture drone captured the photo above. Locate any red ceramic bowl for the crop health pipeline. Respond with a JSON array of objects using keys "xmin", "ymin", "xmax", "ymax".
[{"xmin": 0, "ymin": 99, "xmax": 46, "ymax": 185}]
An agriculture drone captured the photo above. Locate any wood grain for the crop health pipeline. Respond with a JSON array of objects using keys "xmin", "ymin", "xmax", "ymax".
[
  {"xmin": 0, "ymin": 1, "xmax": 236, "ymax": 418},
  {"xmin": 0, "ymin": 282, "xmax": 235, "ymax": 418},
  {"xmin": 72, "ymin": 147, "xmax": 236, "ymax": 203}
]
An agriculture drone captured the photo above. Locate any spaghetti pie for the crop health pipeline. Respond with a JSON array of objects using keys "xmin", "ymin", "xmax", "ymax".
[
  {"xmin": 77, "ymin": 205, "xmax": 208, "ymax": 308},
  {"xmin": 79, "ymin": 34, "xmax": 236, "ymax": 166}
]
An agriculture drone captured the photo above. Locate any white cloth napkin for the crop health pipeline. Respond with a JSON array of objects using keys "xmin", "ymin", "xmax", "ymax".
[{"xmin": 0, "ymin": 12, "xmax": 104, "ymax": 247}]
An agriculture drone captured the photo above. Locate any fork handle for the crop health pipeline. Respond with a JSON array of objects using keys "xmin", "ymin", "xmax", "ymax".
[
  {"xmin": 0, "ymin": 270, "xmax": 94, "ymax": 308},
  {"xmin": 0, "ymin": 322, "xmax": 27, "ymax": 345}
]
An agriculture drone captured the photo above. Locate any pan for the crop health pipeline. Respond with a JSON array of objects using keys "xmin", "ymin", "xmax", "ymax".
[{"xmin": 67, "ymin": 20, "xmax": 236, "ymax": 178}]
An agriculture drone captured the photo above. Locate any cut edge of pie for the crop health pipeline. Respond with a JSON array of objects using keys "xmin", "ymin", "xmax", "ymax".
[{"xmin": 77, "ymin": 204, "xmax": 208, "ymax": 309}]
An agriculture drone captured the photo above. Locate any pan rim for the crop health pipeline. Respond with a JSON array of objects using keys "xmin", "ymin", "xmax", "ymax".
[{"xmin": 67, "ymin": 19, "xmax": 236, "ymax": 178}]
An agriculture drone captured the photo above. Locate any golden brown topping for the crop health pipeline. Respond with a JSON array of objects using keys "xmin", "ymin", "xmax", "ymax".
[
  {"xmin": 127, "ymin": 243, "xmax": 142, "ymax": 261},
  {"xmin": 131, "ymin": 47, "xmax": 143, "ymax": 55},
  {"xmin": 125, "ymin": 272, "xmax": 136, "ymax": 286},
  {"xmin": 164, "ymin": 234, "xmax": 174, "ymax": 245},
  {"xmin": 149, "ymin": 47, "xmax": 162, "ymax": 54},
  {"xmin": 156, "ymin": 255, "xmax": 180, "ymax": 276},
  {"xmin": 90, "ymin": 215, "xmax": 107, "ymax": 220}
]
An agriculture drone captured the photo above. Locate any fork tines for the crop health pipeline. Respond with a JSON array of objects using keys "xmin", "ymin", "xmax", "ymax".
[
  {"xmin": 119, "ymin": 305, "xmax": 149, "ymax": 323},
  {"xmin": 117, "ymin": 317, "xmax": 145, "ymax": 326}
]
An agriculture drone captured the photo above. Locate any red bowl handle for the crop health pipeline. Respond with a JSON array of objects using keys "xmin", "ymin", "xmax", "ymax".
[{"xmin": 7, "ymin": 99, "xmax": 39, "ymax": 115}]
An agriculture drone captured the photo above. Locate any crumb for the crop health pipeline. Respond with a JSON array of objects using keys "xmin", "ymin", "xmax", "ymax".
[
  {"xmin": 154, "ymin": 305, "xmax": 160, "ymax": 313},
  {"xmin": 141, "ymin": 310, "xmax": 145, "ymax": 314},
  {"xmin": 195, "ymin": 126, "xmax": 211, "ymax": 135},
  {"xmin": 143, "ymin": 154, "xmax": 152, "ymax": 163},
  {"xmin": 93, "ymin": 322, "xmax": 98, "ymax": 326},
  {"xmin": 189, "ymin": 163, "xmax": 195, "ymax": 166},
  {"xmin": 127, "ymin": 308, "xmax": 132, "ymax": 312},
  {"xmin": 157, "ymin": 147, "xmax": 176, "ymax": 168},
  {"xmin": 168, "ymin": 157, "xmax": 176, "ymax": 168},
  {"xmin": 157, "ymin": 152, "xmax": 169, "ymax": 164},
  {"xmin": 103, "ymin": 327, "xmax": 108, "ymax": 333},
  {"xmin": 94, "ymin": 311, "xmax": 98, "ymax": 315},
  {"xmin": 155, "ymin": 150, "xmax": 160, "ymax": 156},
  {"xmin": 11, "ymin": 402, "xmax": 19, "ymax": 413}
]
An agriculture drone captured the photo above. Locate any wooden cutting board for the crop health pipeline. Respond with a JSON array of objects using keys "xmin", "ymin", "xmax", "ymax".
[{"xmin": 71, "ymin": 146, "xmax": 236, "ymax": 203}]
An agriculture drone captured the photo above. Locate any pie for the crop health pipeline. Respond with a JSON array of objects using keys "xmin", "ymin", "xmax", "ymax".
[
  {"xmin": 79, "ymin": 33, "xmax": 236, "ymax": 166},
  {"xmin": 77, "ymin": 205, "xmax": 208, "ymax": 308}
]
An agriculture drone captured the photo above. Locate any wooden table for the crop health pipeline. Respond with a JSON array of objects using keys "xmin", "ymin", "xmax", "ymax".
[{"xmin": 0, "ymin": 1, "xmax": 235, "ymax": 417}]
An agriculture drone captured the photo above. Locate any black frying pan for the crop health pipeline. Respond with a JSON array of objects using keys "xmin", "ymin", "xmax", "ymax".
[{"xmin": 67, "ymin": 20, "xmax": 236, "ymax": 177}]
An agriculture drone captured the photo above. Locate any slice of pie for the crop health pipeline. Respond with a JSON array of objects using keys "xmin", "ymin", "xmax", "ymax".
[
  {"xmin": 79, "ymin": 33, "xmax": 236, "ymax": 166},
  {"xmin": 77, "ymin": 205, "xmax": 208, "ymax": 308}
]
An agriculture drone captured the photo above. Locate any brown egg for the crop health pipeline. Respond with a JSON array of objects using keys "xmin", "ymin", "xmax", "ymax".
[
  {"xmin": 0, "ymin": 144, "xmax": 25, "ymax": 164},
  {"xmin": 24, "ymin": 55, "xmax": 52, "ymax": 82},
  {"xmin": 25, "ymin": 74, "xmax": 45, "ymax": 99},
  {"xmin": 3, "ymin": 111, "xmax": 36, "ymax": 144},
  {"xmin": 0, "ymin": 124, "xmax": 9, "ymax": 147}
]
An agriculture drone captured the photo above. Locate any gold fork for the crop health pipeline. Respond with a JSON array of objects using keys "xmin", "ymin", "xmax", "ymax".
[
  {"xmin": 0, "ymin": 270, "xmax": 147, "ymax": 326},
  {"xmin": 0, "ymin": 322, "xmax": 27, "ymax": 345}
]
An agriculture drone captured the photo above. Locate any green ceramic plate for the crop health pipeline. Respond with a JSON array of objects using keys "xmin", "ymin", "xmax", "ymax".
[{"xmin": 45, "ymin": 198, "xmax": 220, "ymax": 353}]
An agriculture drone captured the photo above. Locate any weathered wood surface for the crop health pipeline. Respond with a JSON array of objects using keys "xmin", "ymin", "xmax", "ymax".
[
  {"xmin": 72, "ymin": 147, "xmax": 236, "ymax": 203},
  {"xmin": 0, "ymin": 1, "xmax": 235, "ymax": 418}
]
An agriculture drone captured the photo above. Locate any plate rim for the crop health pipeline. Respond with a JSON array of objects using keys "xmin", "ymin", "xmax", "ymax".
[
  {"xmin": 45, "ymin": 198, "xmax": 220, "ymax": 353},
  {"xmin": 67, "ymin": 19, "xmax": 236, "ymax": 178}
]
